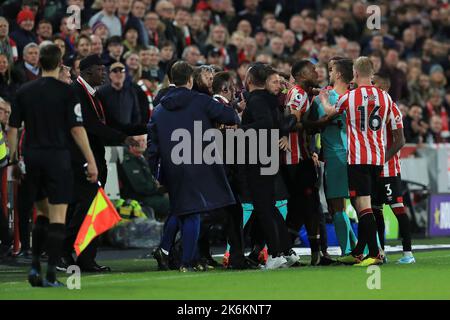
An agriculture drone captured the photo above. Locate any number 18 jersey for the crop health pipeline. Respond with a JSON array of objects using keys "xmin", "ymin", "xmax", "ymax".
[{"xmin": 336, "ymin": 85, "xmax": 394, "ymax": 166}]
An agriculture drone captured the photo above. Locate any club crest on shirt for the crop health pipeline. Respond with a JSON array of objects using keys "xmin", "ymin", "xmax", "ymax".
[
  {"xmin": 74, "ymin": 103, "xmax": 83, "ymax": 121},
  {"xmin": 364, "ymin": 94, "xmax": 376, "ymax": 102}
]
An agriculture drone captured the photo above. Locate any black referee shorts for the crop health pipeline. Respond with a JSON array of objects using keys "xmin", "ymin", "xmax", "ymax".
[
  {"xmin": 347, "ymin": 164, "xmax": 382, "ymax": 198},
  {"xmin": 373, "ymin": 175, "xmax": 403, "ymax": 206},
  {"xmin": 24, "ymin": 149, "xmax": 74, "ymax": 204}
]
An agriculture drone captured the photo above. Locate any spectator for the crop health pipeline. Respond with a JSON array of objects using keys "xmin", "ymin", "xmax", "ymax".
[
  {"xmin": 36, "ymin": 19, "xmax": 53, "ymax": 44},
  {"xmin": 282, "ymin": 30, "xmax": 298, "ymax": 57},
  {"xmin": 404, "ymin": 104, "xmax": 428, "ymax": 144},
  {"xmin": 119, "ymin": 134, "xmax": 170, "ymax": 219},
  {"xmin": 0, "ymin": 17, "xmax": 18, "ymax": 64},
  {"xmin": 254, "ymin": 28, "xmax": 267, "ymax": 54},
  {"xmin": 409, "ymin": 74, "xmax": 432, "ymax": 107},
  {"xmin": 174, "ymin": 8, "xmax": 192, "ymax": 47},
  {"xmin": 189, "ymin": 12, "xmax": 208, "ymax": 52},
  {"xmin": 230, "ymin": 31, "xmax": 246, "ymax": 65},
  {"xmin": 289, "ymin": 14, "xmax": 304, "ymax": 42},
  {"xmin": 255, "ymin": 52, "xmax": 272, "ymax": 65},
  {"xmin": 124, "ymin": 50, "xmax": 142, "ymax": 83},
  {"xmin": 206, "ymin": 48, "xmax": 225, "ymax": 69},
  {"xmin": 103, "ymin": 35, "xmax": 125, "ymax": 67},
  {"xmin": 155, "ymin": 0, "xmax": 185, "ymax": 58},
  {"xmin": 424, "ymin": 88, "xmax": 449, "ymax": 129},
  {"xmin": 209, "ymin": 0, "xmax": 235, "ymax": 27},
  {"xmin": 0, "ymin": 53, "xmax": 21, "ymax": 102},
  {"xmin": 130, "ymin": 0, "xmax": 148, "ymax": 46},
  {"xmin": 74, "ymin": 34, "xmax": 92, "ymax": 60},
  {"xmin": 381, "ymin": 49, "xmax": 409, "ymax": 101},
  {"xmin": 236, "ymin": 19, "xmax": 252, "ymax": 38},
  {"xmin": 140, "ymin": 45, "xmax": 164, "ymax": 83},
  {"xmin": 71, "ymin": 55, "xmax": 82, "ymax": 79},
  {"xmin": 97, "ymin": 62, "xmax": 141, "ymax": 126},
  {"xmin": 182, "ymin": 45, "xmax": 202, "ymax": 66},
  {"xmin": 89, "ymin": 0, "xmax": 122, "ymax": 37},
  {"xmin": 204, "ymin": 24, "xmax": 237, "ymax": 69},
  {"xmin": 302, "ymin": 16, "xmax": 316, "ymax": 43},
  {"xmin": 90, "ymin": 34, "xmax": 104, "ymax": 56},
  {"xmin": 242, "ymin": 36, "xmax": 257, "ymax": 62},
  {"xmin": 158, "ymin": 40, "xmax": 175, "ymax": 74},
  {"xmin": 53, "ymin": 34, "xmax": 70, "ymax": 62},
  {"xmin": 315, "ymin": 17, "xmax": 334, "ymax": 45},
  {"xmin": 429, "ymin": 64, "xmax": 447, "ymax": 95},
  {"xmin": 315, "ymin": 63, "xmax": 328, "ymax": 88},
  {"xmin": 117, "ymin": 0, "xmax": 145, "ymax": 46},
  {"xmin": 401, "ymin": 27, "xmax": 420, "ymax": 59},
  {"xmin": 122, "ymin": 25, "xmax": 141, "ymax": 53},
  {"xmin": 92, "ymin": 20, "xmax": 110, "ymax": 44},
  {"xmin": 426, "ymin": 115, "xmax": 450, "ymax": 144},
  {"xmin": 346, "ymin": 41, "xmax": 361, "ymax": 60},
  {"xmin": 235, "ymin": 0, "xmax": 262, "ymax": 31},
  {"xmin": 16, "ymin": 42, "xmax": 40, "ymax": 83},
  {"xmin": 275, "ymin": 21, "xmax": 286, "ymax": 38},
  {"xmin": 268, "ymin": 36, "xmax": 285, "ymax": 60},
  {"xmin": 10, "ymin": 8, "xmax": 37, "ymax": 60},
  {"xmin": 262, "ymin": 13, "xmax": 277, "ymax": 39},
  {"xmin": 144, "ymin": 11, "xmax": 164, "ymax": 48}
]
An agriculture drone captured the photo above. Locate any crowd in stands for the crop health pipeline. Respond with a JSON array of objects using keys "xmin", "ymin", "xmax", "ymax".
[{"xmin": 0, "ymin": 0, "xmax": 449, "ymax": 141}]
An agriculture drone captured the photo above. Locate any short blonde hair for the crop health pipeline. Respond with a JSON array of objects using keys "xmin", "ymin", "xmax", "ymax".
[{"xmin": 353, "ymin": 56, "xmax": 374, "ymax": 78}]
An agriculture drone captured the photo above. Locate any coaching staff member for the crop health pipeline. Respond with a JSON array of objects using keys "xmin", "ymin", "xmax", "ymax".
[
  {"xmin": 7, "ymin": 44, "xmax": 98, "ymax": 287},
  {"xmin": 62, "ymin": 54, "xmax": 146, "ymax": 272},
  {"xmin": 148, "ymin": 61, "xmax": 239, "ymax": 271},
  {"xmin": 240, "ymin": 64, "xmax": 295, "ymax": 270}
]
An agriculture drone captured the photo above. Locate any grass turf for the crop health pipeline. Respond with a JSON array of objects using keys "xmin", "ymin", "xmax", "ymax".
[{"xmin": 1, "ymin": 249, "xmax": 450, "ymax": 300}]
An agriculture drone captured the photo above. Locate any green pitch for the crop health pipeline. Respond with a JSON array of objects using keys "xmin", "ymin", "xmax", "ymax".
[{"xmin": 1, "ymin": 248, "xmax": 450, "ymax": 300}]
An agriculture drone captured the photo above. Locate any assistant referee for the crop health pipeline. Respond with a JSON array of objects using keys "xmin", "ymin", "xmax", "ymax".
[{"xmin": 7, "ymin": 44, "xmax": 98, "ymax": 287}]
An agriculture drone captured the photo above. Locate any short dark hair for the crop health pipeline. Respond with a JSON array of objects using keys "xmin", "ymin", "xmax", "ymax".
[
  {"xmin": 265, "ymin": 66, "xmax": 278, "ymax": 79},
  {"xmin": 247, "ymin": 63, "xmax": 269, "ymax": 87},
  {"xmin": 291, "ymin": 59, "xmax": 312, "ymax": 79},
  {"xmin": 159, "ymin": 40, "xmax": 174, "ymax": 50},
  {"xmin": 39, "ymin": 44, "xmax": 62, "ymax": 71},
  {"xmin": 38, "ymin": 19, "xmax": 51, "ymax": 27},
  {"xmin": 334, "ymin": 59, "xmax": 354, "ymax": 84},
  {"xmin": 75, "ymin": 34, "xmax": 91, "ymax": 47},
  {"xmin": 171, "ymin": 61, "xmax": 194, "ymax": 86},
  {"xmin": 212, "ymin": 71, "xmax": 232, "ymax": 94}
]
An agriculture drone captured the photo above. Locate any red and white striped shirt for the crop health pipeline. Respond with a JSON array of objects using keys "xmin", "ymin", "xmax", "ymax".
[
  {"xmin": 381, "ymin": 102, "xmax": 403, "ymax": 177},
  {"xmin": 282, "ymin": 85, "xmax": 310, "ymax": 164},
  {"xmin": 336, "ymin": 85, "xmax": 393, "ymax": 166}
]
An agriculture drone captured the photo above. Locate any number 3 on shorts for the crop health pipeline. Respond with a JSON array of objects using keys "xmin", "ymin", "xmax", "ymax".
[{"xmin": 385, "ymin": 184, "xmax": 392, "ymax": 196}]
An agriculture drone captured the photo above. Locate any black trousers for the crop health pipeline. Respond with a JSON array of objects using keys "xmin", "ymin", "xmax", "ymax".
[
  {"xmin": 0, "ymin": 198, "xmax": 10, "ymax": 247},
  {"xmin": 245, "ymin": 165, "xmax": 290, "ymax": 256},
  {"xmin": 17, "ymin": 176, "xmax": 34, "ymax": 251},
  {"xmin": 282, "ymin": 160, "xmax": 321, "ymax": 241},
  {"xmin": 64, "ymin": 161, "xmax": 107, "ymax": 266},
  {"xmin": 197, "ymin": 192, "xmax": 245, "ymax": 266}
]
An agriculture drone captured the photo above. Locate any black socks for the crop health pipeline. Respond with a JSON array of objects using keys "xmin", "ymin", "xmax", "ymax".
[
  {"xmin": 46, "ymin": 223, "xmax": 65, "ymax": 282},
  {"xmin": 31, "ymin": 216, "xmax": 49, "ymax": 272}
]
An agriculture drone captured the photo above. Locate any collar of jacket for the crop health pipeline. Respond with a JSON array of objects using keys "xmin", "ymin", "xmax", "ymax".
[
  {"xmin": 77, "ymin": 76, "xmax": 96, "ymax": 96},
  {"xmin": 213, "ymin": 94, "xmax": 229, "ymax": 105}
]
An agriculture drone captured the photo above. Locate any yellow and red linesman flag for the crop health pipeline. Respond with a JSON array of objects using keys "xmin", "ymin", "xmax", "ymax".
[{"xmin": 74, "ymin": 187, "xmax": 121, "ymax": 256}]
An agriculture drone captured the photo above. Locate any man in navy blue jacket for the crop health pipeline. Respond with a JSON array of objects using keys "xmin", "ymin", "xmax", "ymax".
[{"xmin": 148, "ymin": 61, "xmax": 239, "ymax": 272}]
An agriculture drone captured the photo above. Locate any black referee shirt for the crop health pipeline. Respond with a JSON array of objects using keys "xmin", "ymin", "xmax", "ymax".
[{"xmin": 9, "ymin": 77, "xmax": 83, "ymax": 149}]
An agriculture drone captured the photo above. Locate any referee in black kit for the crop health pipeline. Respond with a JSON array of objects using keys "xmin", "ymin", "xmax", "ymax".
[
  {"xmin": 61, "ymin": 55, "xmax": 147, "ymax": 272},
  {"xmin": 7, "ymin": 44, "xmax": 98, "ymax": 287}
]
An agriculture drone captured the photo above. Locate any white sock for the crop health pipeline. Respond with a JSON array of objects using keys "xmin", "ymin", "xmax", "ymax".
[{"xmin": 403, "ymin": 251, "xmax": 413, "ymax": 257}]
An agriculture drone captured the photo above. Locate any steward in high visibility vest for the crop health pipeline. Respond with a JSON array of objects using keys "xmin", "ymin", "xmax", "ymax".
[{"xmin": 0, "ymin": 129, "xmax": 8, "ymax": 168}]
